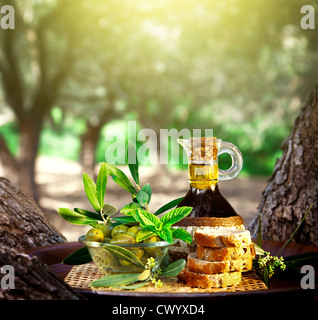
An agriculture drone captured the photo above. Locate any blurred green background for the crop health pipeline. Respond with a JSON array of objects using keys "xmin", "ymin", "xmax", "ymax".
[{"xmin": 0, "ymin": 0, "xmax": 317, "ymax": 201}]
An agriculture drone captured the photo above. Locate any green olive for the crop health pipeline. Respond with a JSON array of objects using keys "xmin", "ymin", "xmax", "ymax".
[
  {"xmin": 86, "ymin": 228, "xmax": 104, "ymax": 242},
  {"xmin": 140, "ymin": 252, "xmax": 151, "ymax": 265},
  {"xmin": 143, "ymin": 236, "xmax": 160, "ymax": 243},
  {"xmin": 127, "ymin": 226, "xmax": 141, "ymax": 239},
  {"xmin": 143, "ymin": 236, "xmax": 160, "ymax": 256},
  {"xmin": 110, "ymin": 233, "xmax": 136, "ymax": 244},
  {"xmin": 111, "ymin": 225, "xmax": 129, "ymax": 238},
  {"xmin": 97, "ymin": 224, "xmax": 113, "ymax": 238},
  {"xmin": 128, "ymin": 247, "xmax": 144, "ymax": 259}
]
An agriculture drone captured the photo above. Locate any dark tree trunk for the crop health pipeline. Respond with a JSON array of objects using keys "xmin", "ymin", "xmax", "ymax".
[
  {"xmin": 248, "ymin": 85, "xmax": 318, "ymax": 245},
  {"xmin": 0, "ymin": 177, "xmax": 84, "ymax": 300},
  {"xmin": 0, "ymin": 177, "xmax": 64, "ymax": 251},
  {"xmin": 0, "ymin": 245, "xmax": 84, "ymax": 300}
]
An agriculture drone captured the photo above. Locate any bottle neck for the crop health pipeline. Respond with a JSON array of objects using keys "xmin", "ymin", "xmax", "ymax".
[{"xmin": 188, "ymin": 163, "xmax": 219, "ymax": 190}]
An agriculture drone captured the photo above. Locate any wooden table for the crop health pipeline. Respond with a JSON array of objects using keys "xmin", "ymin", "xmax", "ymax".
[{"xmin": 26, "ymin": 240, "xmax": 318, "ymax": 301}]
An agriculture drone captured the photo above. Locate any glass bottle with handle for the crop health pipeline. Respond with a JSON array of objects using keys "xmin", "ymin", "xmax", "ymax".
[{"xmin": 176, "ymin": 137, "xmax": 243, "ymax": 219}]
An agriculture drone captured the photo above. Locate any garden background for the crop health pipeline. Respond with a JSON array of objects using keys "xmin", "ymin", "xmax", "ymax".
[{"xmin": 0, "ymin": 0, "xmax": 317, "ymax": 240}]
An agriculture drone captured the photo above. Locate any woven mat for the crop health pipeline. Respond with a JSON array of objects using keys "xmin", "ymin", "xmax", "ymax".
[{"xmin": 64, "ymin": 263, "xmax": 267, "ymax": 294}]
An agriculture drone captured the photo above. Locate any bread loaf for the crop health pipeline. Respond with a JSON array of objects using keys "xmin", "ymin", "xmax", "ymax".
[
  {"xmin": 187, "ymin": 252, "xmax": 253, "ymax": 274},
  {"xmin": 178, "ymin": 227, "xmax": 255, "ymax": 289},
  {"xmin": 195, "ymin": 228, "xmax": 251, "ymax": 248},
  {"xmin": 179, "ymin": 267, "xmax": 241, "ymax": 288}
]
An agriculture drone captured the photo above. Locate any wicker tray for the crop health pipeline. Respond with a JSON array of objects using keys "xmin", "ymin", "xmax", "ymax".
[{"xmin": 64, "ymin": 263, "xmax": 267, "ymax": 295}]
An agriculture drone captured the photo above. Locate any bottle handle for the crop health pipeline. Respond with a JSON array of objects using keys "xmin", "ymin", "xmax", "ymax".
[{"xmin": 218, "ymin": 141, "xmax": 243, "ymax": 180}]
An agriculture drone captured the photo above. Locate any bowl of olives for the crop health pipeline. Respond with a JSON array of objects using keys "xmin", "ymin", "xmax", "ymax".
[{"xmin": 79, "ymin": 224, "xmax": 171, "ymax": 275}]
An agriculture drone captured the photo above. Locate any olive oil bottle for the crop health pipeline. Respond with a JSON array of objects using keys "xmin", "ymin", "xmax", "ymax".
[{"xmin": 176, "ymin": 137, "xmax": 244, "ymax": 225}]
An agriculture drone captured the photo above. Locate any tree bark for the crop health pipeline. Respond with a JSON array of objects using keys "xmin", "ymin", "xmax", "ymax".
[
  {"xmin": 248, "ymin": 85, "xmax": 318, "ymax": 245},
  {"xmin": 0, "ymin": 245, "xmax": 84, "ymax": 300},
  {"xmin": 0, "ymin": 177, "xmax": 65, "ymax": 251},
  {"xmin": 0, "ymin": 177, "xmax": 84, "ymax": 299},
  {"xmin": 0, "ymin": 135, "xmax": 18, "ymax": 181}
]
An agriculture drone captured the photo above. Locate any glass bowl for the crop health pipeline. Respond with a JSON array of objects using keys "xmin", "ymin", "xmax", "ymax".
[{"xmin": 79, "ymin": 235, "xmax": 171, "ymax": 275}]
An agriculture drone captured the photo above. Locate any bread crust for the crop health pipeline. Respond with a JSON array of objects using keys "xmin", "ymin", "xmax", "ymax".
[
  {"xmin": 187, "ymin": 252, "xmax": 253, "ymax": 274},
  {"xmin": 195, "ymin": 229, "xmax": 251, "ymax": 248},
  {"xmin": 179, "ymin": 267, "xmax": 241, "ymax": 288},
  {"xmin": 173, "ymin": 216, "xmax": 244, "ymax": 227}
]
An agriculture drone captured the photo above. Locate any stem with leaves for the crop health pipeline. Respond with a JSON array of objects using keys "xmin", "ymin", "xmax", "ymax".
[{"xmin": 254, "ymin": 203, "xmax": 316, "ymax": 287}]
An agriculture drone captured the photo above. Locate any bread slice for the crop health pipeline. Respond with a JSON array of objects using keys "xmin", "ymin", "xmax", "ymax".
[
  {"xmin": 187, "ymin": 252, "xmax": 253, "ymax": 274},
  {"xmin": 197, "ymin": 243, "xmax": 255, "ymax": 262},
  {"xmin": 179, "ymin": 267, "xmax": 241, "ymax": 288},
  {"xmin": 195, "ymin": 228, "xmax": 251, "ymax": 248}
]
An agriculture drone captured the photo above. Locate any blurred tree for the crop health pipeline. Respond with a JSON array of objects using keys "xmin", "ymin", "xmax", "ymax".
[
  {"xmin": 0, "ymin": 0, "xmax": 318, "ymax": 201},
  {"xmin": 0, "ymin": 0, "xmax": 84, "ymax": 200}
]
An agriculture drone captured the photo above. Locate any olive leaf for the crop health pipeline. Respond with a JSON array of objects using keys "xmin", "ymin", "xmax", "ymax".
[
  {"xmin": 141, "ymin": 183, "xmax": 152, "ymax": 204},
  {"xmin": 114, "ymin": 279, "xmax": 149, "ymax": 290},
  {"xmin": 284, "ymin": 252, "xmax": 318, "ymax": 266},
  {"xmin": 128, "ymin": 141, "xmax": 139, "ymax": 186},
  {"xmin": 102, "ymin": 204, "xmax": 117, "ymax": 217},
  {"xmin": 83, "ymin": 172, "xmax": 101, "ymax": 213},
  {"xmin": 137, "ymin": 269, "xmax": 151, "ymax": 281},
  {"xmin": 104, "ymin": 163, "xmax": 137, "ymax": 195},
  {"xmin": 262, "ymin": 266, "xmax": 270, "ymax": 288},
  {"xmin": 154, "ymin": 197, "xmax": 184, "ymax": 216},
  {"xmin": 96, "ymin": 163, "xmax": 107, "ymax": 209},
  {"xmin": 111, "ymin": 216, "xmax": 137, "ymax": 225},
  {"xmin": 57, "ymin": 208, "xmax": 98, "ymax": 225},
  {"xmin": 104, "ymin": 244, "xmax": 145, "ymax": 269},
  {"xmin": 277, "ymin": 203, "xmax": 313, "ymax": 256},
  {"xmin": 90, "ymin": 273, "xmax": 140, "ymax": 288},
  {"xmin": 136, "ymin": 190, "xmax": 150, "ymax": 207},
  {"xmin": 257, "ymin": 213, "xmax": 262, "ymax": 248},
  {"xmin": 254, "ymin": 243, "xmax": 267, "ymax": 256},
  {"xmin": 160, "ymin": 259, "xmax": 186, "ymax": 277},
  {"xmin": 74, "ymin": 208, "xmax": 103, "ymax": 221},
  {"xmin": 63, "ymin": 247, "xmax": 92, "ymax": 265}
]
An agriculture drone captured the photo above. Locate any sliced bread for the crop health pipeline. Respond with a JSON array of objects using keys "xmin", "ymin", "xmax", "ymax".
[
  {"xmin": 195, "ymin": 228, "xmax": 251, "ymax": 248},
  {"xmin": 187, "ymin": 252, "xmax": 253, "ymax": 274},
  {"xmin": 179, "ymin": 267, "xmax": 241, "ymax": 288},
  {"xmin": 196, "ymin": 243, "xmax": 256, "ymax": 262}
]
